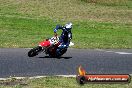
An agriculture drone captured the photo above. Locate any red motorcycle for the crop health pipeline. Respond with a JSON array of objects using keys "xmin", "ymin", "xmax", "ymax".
[{"xmin": 28, "ymin": 36, "xmax": 68, "ymax": 57}]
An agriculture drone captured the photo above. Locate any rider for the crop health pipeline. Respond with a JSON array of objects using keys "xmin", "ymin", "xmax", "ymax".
[{"xmin": 54, "ymin": 22, "xmax": 72, "ymax": 56}]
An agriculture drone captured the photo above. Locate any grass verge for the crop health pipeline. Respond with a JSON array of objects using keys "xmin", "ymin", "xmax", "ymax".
[
  {"xmin": 0, "ymin": 15, "xmax": 132, "ymax": 48},
  {"xmin": 0, "ymin": 0, "xmax": 132, "ymax": 48},
  {"xmin": 0, "ymin": 76, "xmax": 132, "ymax": 88}
]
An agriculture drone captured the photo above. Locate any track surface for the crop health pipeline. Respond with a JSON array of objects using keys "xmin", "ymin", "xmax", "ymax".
[{"xmin": 0, "ymin": 48, "xmax": 132, "ymax": 78}]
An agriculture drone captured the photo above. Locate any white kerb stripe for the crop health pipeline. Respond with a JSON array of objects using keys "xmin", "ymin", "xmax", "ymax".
[{"xmin": 115, "ymin": 52, "xmax": 132, "ymax": 55}]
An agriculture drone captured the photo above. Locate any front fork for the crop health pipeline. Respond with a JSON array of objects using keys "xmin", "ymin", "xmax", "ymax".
[
  {"xmin": 42, "ymin": 46, "xmax": 50, "ymax": 54},
  {"xmin": 37, "ymin": 45, "xmax": 46, "ymax": 54}
]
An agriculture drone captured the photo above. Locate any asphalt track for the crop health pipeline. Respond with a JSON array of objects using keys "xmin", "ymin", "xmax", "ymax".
[{"xmin": 0, "ymin": 48, "xmax": 132, "ymax": 78}]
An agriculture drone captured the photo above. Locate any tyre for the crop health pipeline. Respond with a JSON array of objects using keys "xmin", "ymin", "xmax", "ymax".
[
  {"xmin": 28, "ymin": 46, "xmax": 42, "ymax": 57},
  {"xmin": 76, "ymin": 76, "xmax": 86, "ymax": 85},
  {"xmin": 60, "ymin": 48, "xmax": 67, "ymax": 56},
  {"xmin": 48, "ymin": 45, "xmax": 57, "ymax": 57},
  {"xmin": 48, "ymin": 45, "xmax": 67, "ymax": 58}
]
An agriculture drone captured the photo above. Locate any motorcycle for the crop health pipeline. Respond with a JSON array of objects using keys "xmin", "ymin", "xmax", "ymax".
[{"xmin": 28, "ymin": 36, "xmax": 74, "ymax": 57}]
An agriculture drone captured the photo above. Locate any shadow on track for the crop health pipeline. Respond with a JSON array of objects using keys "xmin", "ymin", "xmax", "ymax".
[{"xmin": 38, "ymin": 56, "xmax": 72, "ymax": 59}]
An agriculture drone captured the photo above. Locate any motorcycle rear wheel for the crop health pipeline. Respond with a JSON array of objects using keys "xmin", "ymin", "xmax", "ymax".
[
  {"xmin": 60, "ymin": 48, "xmax": 67, "ymax": 56},
  {"xmin": 48, "ymin": 45, "xmax": 67, "ymax": 58},
  {"xmin": 48, "ymin": 45, "xmax": 57, "ymax": 58}
]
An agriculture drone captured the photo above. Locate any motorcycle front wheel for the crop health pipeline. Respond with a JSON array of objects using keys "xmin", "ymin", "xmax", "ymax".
[{"xmin": 28, "ymin": 46, "xmax": 42, "ymax": 57}]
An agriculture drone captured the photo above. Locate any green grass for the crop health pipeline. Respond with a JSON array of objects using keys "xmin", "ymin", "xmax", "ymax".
[
  {"xmin": 0, "ymin": 76, "xmax": 132, "ymax": 88},
  {"xmin": 81, "ymin": 0, "xmax": 131, "ymax": 6},
  {"xmin": 0, "ymin": 15, "xmax": 132, "ymax": 48},
  {"xmin": 0, "ymin": 0, "xmax": 132, "ymax": 48}
]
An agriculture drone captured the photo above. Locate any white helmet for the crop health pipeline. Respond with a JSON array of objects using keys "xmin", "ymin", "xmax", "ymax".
[{"xmin": 65, "ymin": 22, "xmax": 72, "ymax": 29}]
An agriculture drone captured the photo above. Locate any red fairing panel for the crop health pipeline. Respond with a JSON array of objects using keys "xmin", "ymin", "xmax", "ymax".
[{"xmin": 39, "ymin": 40, "xmax": 51, "ymax": 47}]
